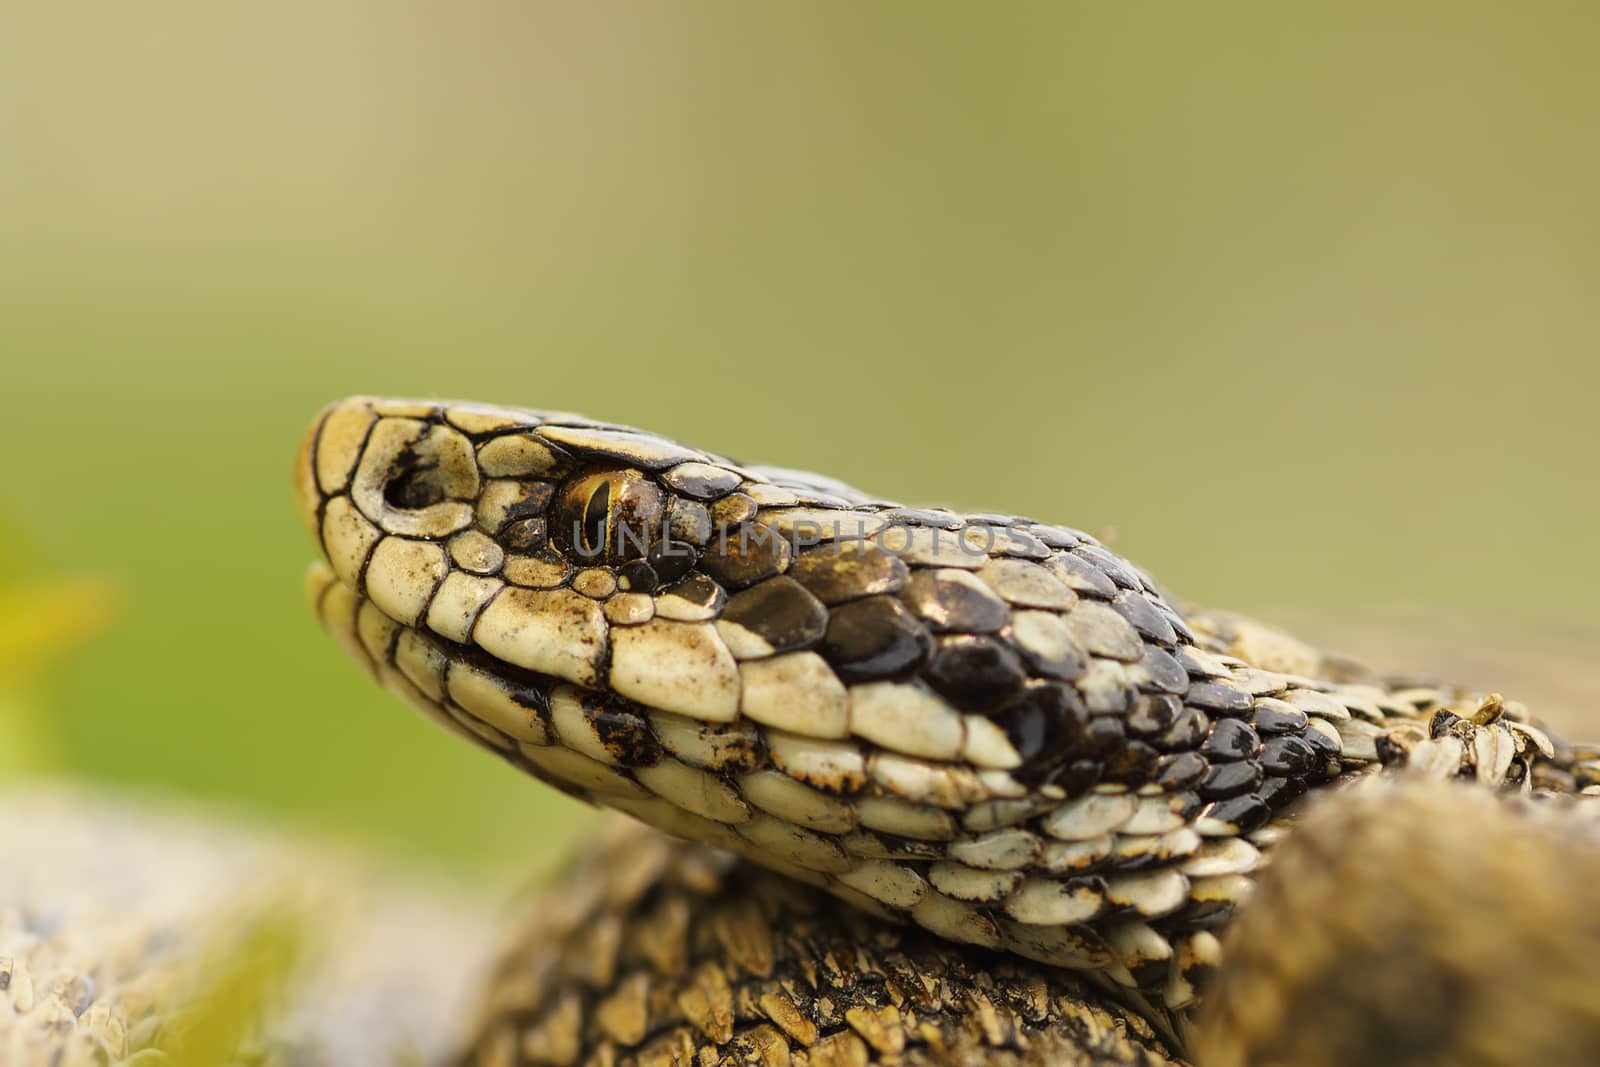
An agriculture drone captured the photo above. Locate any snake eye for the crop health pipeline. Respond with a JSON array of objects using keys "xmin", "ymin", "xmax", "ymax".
[
  {"xmin": 554, "ymin": 469, "xmax": 665, "ymax": 564},
  {"xmin": 580, "ymin": 479, "xmax": 611, "ymax": 556}
]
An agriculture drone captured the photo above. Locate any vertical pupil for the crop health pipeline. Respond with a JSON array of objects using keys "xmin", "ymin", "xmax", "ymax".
[{"xmin": 582, "ymin": 481, "xmax": 611, "ymax": 554}]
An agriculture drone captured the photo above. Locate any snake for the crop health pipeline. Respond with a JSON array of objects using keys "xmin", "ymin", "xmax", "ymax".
[
  {"xmin": 282, "ymin": 394, "xmax": 1600, "ymax": 1063},
  {"xmin": 6, "ymin": 392, "xmax": 1600, "ymax": 1066}
]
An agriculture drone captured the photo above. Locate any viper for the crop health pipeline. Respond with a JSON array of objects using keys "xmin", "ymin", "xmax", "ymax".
[{"xmin": 289, "ymin": 395, "xmax": 1600, "ymax": 1062}]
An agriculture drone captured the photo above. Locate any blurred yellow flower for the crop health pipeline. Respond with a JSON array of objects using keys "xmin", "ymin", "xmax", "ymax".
[
  {"xmin": 0, "ymin": 568, "xmax": 118, "ymax": 777},
  {"xmin": 0, "ymin": 579, "xmax": 118, "ymax": 686}
]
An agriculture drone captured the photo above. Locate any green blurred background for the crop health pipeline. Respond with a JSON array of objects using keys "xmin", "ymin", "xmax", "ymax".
[{"xmin": 3, "ymin": 3, "xmax": 1597, "ymax": 874}]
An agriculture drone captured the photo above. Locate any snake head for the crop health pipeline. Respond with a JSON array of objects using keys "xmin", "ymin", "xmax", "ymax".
[
  {"xmin": 296, "ymin": 396, "xmax": 889, "ymax": 721},
  {"xmin": 297, "ymin": 396, "xmax": 711, "ymax": 592},
  {"xmin": 294, "ymin": 396, "xmax": 1296, "ymax": 804}
]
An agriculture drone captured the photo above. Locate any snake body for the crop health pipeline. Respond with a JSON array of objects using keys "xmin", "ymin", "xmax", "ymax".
[
  {"xmin": 293, "ymin": 396, "xmax": 1598, "ymax": 1055},
  {"xmin": 461, "ymin": 779, "xmax": 1600, "ymax": 1067},
  {"xmin": 463, "ymin": 814, "xmax": 1182, "ymax": 1067},
  {"xmin": 9, "ymin": 781, "xmax": 1600, "ymax": 1066}
]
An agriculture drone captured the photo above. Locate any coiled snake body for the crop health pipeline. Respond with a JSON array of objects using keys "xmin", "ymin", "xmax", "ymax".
[{"xmin": 289, "ymin": 396, "xmax": 1600, "ymax": 1062}]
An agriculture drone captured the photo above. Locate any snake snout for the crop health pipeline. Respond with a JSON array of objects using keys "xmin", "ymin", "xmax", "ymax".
[
  {"xmin": 292, "ymin": 409, "xmax": 324, "ymax": 539},
  {"xmin": 301, "ymin": 398, "xmax": 483, "ymax": 543}
]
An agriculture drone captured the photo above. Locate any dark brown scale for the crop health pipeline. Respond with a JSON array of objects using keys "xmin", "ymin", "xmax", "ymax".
[
  {"xmin": 1259, "ymin": 735, "xmax": 1318, "ymax": 776},
  {"xmin": 1203, "ymin": 791, "xmax": 1272, "ymax": 832},
  {"xmin": 1175, "ymin": 646, "xmax": 1226, "ymax": 680},
  {"xmin": 788, "ymin": 542, "xmax": 909, "ymax": 605},
  {"xmin": 1126, "ymin": 957, "xmax": 1173, "ymax": 993},
  {"xmin": 1301, "ymin": 726, "xmax": 1343, "ymax": 762},
  {"xmin": 923, "ymin": 634, "xmax": 1029, "ymax": 712},
  {"xmin": 820, "ymin": 596, "xmax": 932, "ymax": 682},
  {"xmin": 1429, "ymin": 709, "xmax": 1463, "ymax": 738},
  {"xmin": 1259, "ymin": 772, "xmax": 1309, "ymax": 808},
  {"xmin": 1139, "ymin": 646, "xmax": 1189, "ymax": 694},
  {"xmin": 616, "ymin": 559, "xmax": 659, "ymax": 593},
  {"xmin": 698, "ymin": 524, "xmax": 791, "ymax": 589},
  {"xmin": 1050, "ymin": 759, "xmax": 1104, "ymax": 795},
  {"xmin": 1012, "ymin": 623, "xmax": 1087, "ymax": 683},
  {"xmin": 497, "ymin": 482, "xmax": 556, "ymax": 528},
  {"xmin": 646, "ymin": 540, "xmax": 698, "ymax": 584},
  {"xmin": 1049, "ymin": 553, "xmax": 1118, "ymax": 599},
  {"xmin": 1112, "ymin": 590, "xmax": 1178, "ymax": 646},
  {"xmin": 659, "ymin": 462, "xmax": 742, "ymax": 500},
  {"xmin": 506, "ymin": 684, "xmax": 550, "ymax": 714},
  {"xmin": 991, "ymin": 681, "xmax": 1089, "ymax": 772},
  {"xmin": 1185, "ymin": 681, "xmax": 1255, "ymax": 715},
  {"xmin": 1126, "ymin": 694, "xmax": 1181, "ymax": 737},
  {"xmin": 1374, "ymin": 733, "xmax": 1413, "ymax": 767},
  {"xmin": 1175, "ymin": 790, "xmax": 1208, "ymax": 820},
  {"xmin": 582, "ymin": 699, "xmax": 663, "ymax": 768},
  {"xmin": 1252, "ymin": 702, "xmax": 1310, "ymax": 735},
  {"xmin": 1072, "ymin": 610, "xmax": 1147, "ymax": 663},
  {"xmin": 1173, "ymin": 894, "xmax": 1240, "ymax": 930},
  {"xmin": 1162, "ymin": 606, "xmax": 1196, "ymax": 644},
  {"xmin": 986, "ymin": 526, "xmax": 1053, "ymax": 560},
  {"xmin": 1102, "ymin": 739, "xmax": 1161, "ymax": 785},
  {"xmin": 720, "ymin": 576, "xmax": 828, "ymax": 654},
  {"xmin": 492, "ymin": 684, "xmax": 552, "ymax": 749},
  {"xmin": 666, "ymin": 498, "xmax": 712, "ymax": 546},
  {"xmin": 1073, "ymin": 544, "xmax": 1145, "ymax": 591},
  {"xmin": 1202, "ymin": 718, "xmax": 1262, "ymax": 761},
  {"xmin": 1198, "ymin": 760, "xmax": 1265, "ymax": 799},
  {"xmin": 500, "ymin": 516, "xmax": 548, "ymax": 552},
  {"xmin": 658, "ymin": 572, "xmax": 722, "ymax": 612},
  {"xmin": 708, "ymin": 492, "xmax": 758, "ymax": 528},
  {"xmin": 1153, "ymin": 707, "xmax": 1209, "ymax": 752},
  {"xmin": 1156, "ymin": 751, "xmax": 1208, "ymax": 790},
  {"xmin": 1128, "ymin": 562, "xmax": 1165, "ymax": 595},
  {"xmin": 897, "ymin": 569, "xmax": 1010, "ymax": 634},
  {"xmin": 1083, "ymin": 716, "xmax": 1126, "ymax": 759}
]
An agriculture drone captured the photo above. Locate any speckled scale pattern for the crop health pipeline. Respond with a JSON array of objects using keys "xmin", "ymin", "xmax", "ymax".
[
  {"xmin": 459, "ymin": 816, "xmax": 1182, "ymax": 1067},
  {"xmin": 296, "ymin": 396, "xmax": 1590, "ymax": 1030}
]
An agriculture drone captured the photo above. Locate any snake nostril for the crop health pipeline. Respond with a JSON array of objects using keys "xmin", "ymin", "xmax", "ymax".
[
  {"xmin": 384, "ymin": 454, "xmax": 449, "ymax": 511},
  {"xmin": 349, "ymin": 416, "xmax": 480, "ymax": 538},
  {"xmin": 374, "ymin": 421, "xmax": 481, "ymax": 515}
]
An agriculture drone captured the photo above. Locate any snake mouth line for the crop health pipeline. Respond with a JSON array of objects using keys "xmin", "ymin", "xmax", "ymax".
[
  {"xmin": 306, "ymin": 561, "xmax": 571, "ymax": 772},
  {"xmin": 310, "ymin": 562, "xmax": 563, "ymax": 698}
]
